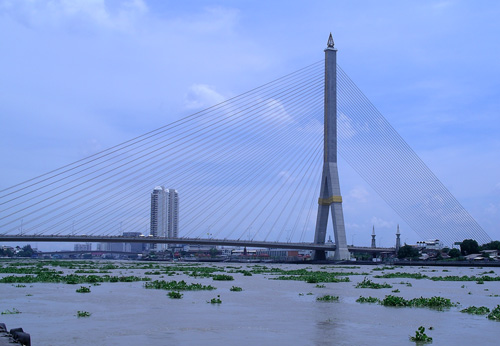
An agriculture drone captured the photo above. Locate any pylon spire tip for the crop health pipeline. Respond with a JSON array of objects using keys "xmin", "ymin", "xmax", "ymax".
[{"xmin": 327, "ymin": 33, "xmax": 334, "ymax": 48}]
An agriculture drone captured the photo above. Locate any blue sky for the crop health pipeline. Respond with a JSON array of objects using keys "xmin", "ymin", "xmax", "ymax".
[{"xmin": 1, "ymin": 0, "xmax": 499, "ymax": 248}]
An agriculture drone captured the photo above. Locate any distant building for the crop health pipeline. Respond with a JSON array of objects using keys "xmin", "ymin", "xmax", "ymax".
[
  {"xmin": 74, "ymin": 243, "xmax": 91, "ymax": 252},
  {"xmin": 150, "ymin": 186, "xmax": 167, "ymax": 238},
  {"xmin": 150, "ymin": 186, "xmax": 179, "ymax": 251},
  {"xmin": 97, "ymin": 243, "xmax": 123, "ymax": 252},
  {"xmin": 122, "ymin": 232, "xmax": 144, "ymax": 253},
  {"xmin": 150, "ymin": 186, "xmax": 168, "ymax": 250},
  {"xmin": 167, "ymin": 189, "xmax": 179, "ymax": 239},
  {"xmin": 417, "ymin": 239, "xmax": 443, "ymax": 250}
]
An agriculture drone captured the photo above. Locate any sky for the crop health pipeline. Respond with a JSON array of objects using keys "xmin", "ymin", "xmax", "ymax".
[{"xmin": 1, "ymin": 0, "xmax": 499, "ymax": 249}]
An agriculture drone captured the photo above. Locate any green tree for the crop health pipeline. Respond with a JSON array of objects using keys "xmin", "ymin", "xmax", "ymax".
[
  {"xmin": 397, "ymin": 244, "xmax": 419, "ymax": 259},
  {"xmin": 480, "ymin": 241, "xmax": 500, "ymax": 251},
  {"xmin": 0, "ymin": 248, "xmax": 14, "ymax": 257},
  {"xmin": 209, "ymin": 247, "xmax": 219, "ymax": 258},
  {"xmin": 16, "ymin": 245, "xmax": 34, "ymax": 257},
  {"xmin": 460, "ymin": 239, "xmax": 479, "ymax": 256},
  {"xmin": 448, "ymin": 248, "xmax": 461, "ymax": 258}
]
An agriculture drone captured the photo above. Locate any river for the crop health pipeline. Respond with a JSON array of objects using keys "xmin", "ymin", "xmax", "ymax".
[{"xmin": 1, "ymin": 261, "xmax": 499, "ymax": 345}]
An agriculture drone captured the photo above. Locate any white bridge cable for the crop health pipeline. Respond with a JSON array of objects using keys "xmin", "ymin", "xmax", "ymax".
[
  {"xmin": 22, "ymin": 79, "xmax": 323, "ymax": 237},
  {"xmin": 337, "ymin": 80, "xmax": 484, "ymax": 246},
  {"xmin": 1, "ymin": 66, "xmax": 325, "ymax": 242},
  {"xmin": 1, "ymin": 59, "xmax": 489, "ymax": 247},
  {"xmin": 55, "ymin": 80, "xmax": 324, "ymax": 238},
  {"xmin": 0, "ymin": 61, "xmax": 323, "ymax": 197},
  {"xmin": 1, "ymin": 69, "xmax": 323, "ymax": 209},
  {"xmin": 336, "ymin": 65, "xmax": 490, "ymax": 245},
  {"xmin": 0, "ymin": 70, "xmax": 324, "ymax": 217},
  {"xmin": 180, "ymin": 99, "xmax": 323, "ymax": 239},
  {"xmin": 82, "ymin": 87, "xmax": 324, "ymax": 238},
  {"xmin": 2, "ymin": 83, "xmax": 322, "ymax": 237},
  {"xmin": 337, "ymin": 71, "xmax": 488, "ymax": 245}
]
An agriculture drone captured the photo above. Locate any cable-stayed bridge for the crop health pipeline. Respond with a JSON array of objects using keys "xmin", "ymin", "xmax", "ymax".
[{"xmin": 0, "ymin": 36, "xmax": 491, "ymax": 256}]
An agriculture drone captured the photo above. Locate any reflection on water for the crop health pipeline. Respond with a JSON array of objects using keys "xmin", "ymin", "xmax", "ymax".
[{"xmin": 1, "ymin": 262, "xmax": 499, "ymax": 345}]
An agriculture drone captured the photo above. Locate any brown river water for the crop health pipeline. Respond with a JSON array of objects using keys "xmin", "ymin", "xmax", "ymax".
[{"xmin": 1, "ymin": 261, "xmax": 499, "ymax": 345}]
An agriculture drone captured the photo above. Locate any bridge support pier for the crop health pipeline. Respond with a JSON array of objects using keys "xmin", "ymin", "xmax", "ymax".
[{"xmin": 313, "ymin": 34, "xmax": 349, "ymax": 261}]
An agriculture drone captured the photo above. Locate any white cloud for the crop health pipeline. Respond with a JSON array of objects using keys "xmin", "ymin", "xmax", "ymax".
[
  {"xmin": 494, "ymin": 183, "xmax": 500, "ymax": 194},
  {"xmin": 430, "ymin": 1, "xmax": 453, "ymax": 11},
  {"xmin": 348, "ymin": 186, "xmax": 369, "ymax": 203},
  {"xmin": 184, "ymin": 84, "xmax": 226, "ymax": 110},
  {"xmin": 371, "ymin": 216, "xmax": 394, "ymax": 229},
  {"xmin": 1, "ymin": 0, "xmax": 148, "ymax": 31},
  {"xmin": 262, "ymin": 98, "xmax": 294, "ymax": 125},
  {"xmin": 300, "ymin": 119, "xmax": 323, "ymax": 134},
  {"xmin": 79, "ymin": 137, "xmax": 103, "ymax": 157},
  {"xmin": 486, "ymin": 204, "xmax": 498, "ymax": 215},
  {"xmin": 338, "ymin": 112, "xmax": 356, "ymax": 139},
  {"xmin": 278, "ymin": 170, "xmax": 295, "ymax": 183}
]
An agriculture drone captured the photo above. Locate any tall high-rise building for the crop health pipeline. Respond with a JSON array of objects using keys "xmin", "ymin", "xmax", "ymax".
[
  {"xmin": 150, "ymin": 186, "xmax": 167, "ymax": 250},
  {"xmin": 167, "ymin": 189, "xmax": 179, "ymax": 239},
  {"xmin": 150, "ymin": 186, "xmax": 179, "ymax": 251}
]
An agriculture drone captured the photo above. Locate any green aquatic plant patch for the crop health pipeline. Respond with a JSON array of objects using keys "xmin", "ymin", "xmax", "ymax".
[
  {"xmin": 488, "ymin": 305, "xmax": 500, "ymax": 321},
  {"xmin": 316, "ymin": 295, "xmax": 339, "ymax": 302},
  {"xmin": 0, "ymin": 266, "xmax": 62, "ymax": 275},
  {"xmin": 76, "ymin": 286, "xmax": 91, "ymax": 293},
  {"xmin": 144, "ymin": 280, "xmax": 216, "ymax": 291},
  {"xmin": 74, "ymin": 270, "xmax": 111, "ymax": 274},
  {"xmin": 409, "ymin": 296, "xmax": 455, "ymax": 308},
  {"xmin": 409, "ymin": 326, "xmax": 432, "ymax": 343},
  {"xmin": 356, "ymin": 296, "xmax": 380, "ymax": 304},
  {"xmin": 430, "ymin": 275, "xmax": 500, "ymax": 282},
  {"xmin": 355, "ymin": 277, "xmax": 392, "ymax": 289},
  {"xmin": 0, "ymin": 272, "xmax": 150, "ymax": 284},
  {"xmin": 381, "ymin": 295, "xmax": 408, "ymax": 307},
  {"xmin": 1, "ymin": 308, "xmax": 21, "ymax": 315},
  {"xmin": 272, "ymin": 271, "xmax": 351, "ymax": 283},
  {"xmin": 380, "ymin": 295, "xmax": 456, "ymax": 309},
  {"xmin": 77, "ymin": 311, "xmax": 91, "ymax": 318},
  {"xmin": 144, "ymin": 271, "xmax": 163, "ymax": 275},
  {"xmin": 229, "ymin": 286, "xmax": 243, "ymax": 292},
  {"xmin": 374, "ymin": 272, "xmax": 428, "ymax": 280},
  {"xmin": 212, "ymin": 274, "xmax": 234, "ymax": 281},
  {"xmin": 460, "ymin": 306, "xmax": 490, "ymax": 315},
  {"xmin": 209, "ymin": 295, "xmax": 222, "ymax": 304},
  {"xmin": 372, "ymin": 266, "xmax": 397, "ymax": 271},
  {"xmin": 227, "ymin": 269, "xmax": 253, "ymax": 276},
  {"xmin": 167, "ymin": 291, "xmax": 183, "ymax": 299}
]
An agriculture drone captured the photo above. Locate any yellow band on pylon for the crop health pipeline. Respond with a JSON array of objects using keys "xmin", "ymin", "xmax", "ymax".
[{"xmin": 318, "ymin": 195, "xmax": 342, "ymax": 205}]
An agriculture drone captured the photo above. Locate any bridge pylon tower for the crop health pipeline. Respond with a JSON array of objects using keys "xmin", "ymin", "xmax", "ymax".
[{"xmin": 313, "ymin": 34, "xmax": 349, "ymax": 261}]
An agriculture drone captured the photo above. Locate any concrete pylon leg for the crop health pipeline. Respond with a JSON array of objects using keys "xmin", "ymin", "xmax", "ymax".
[
  {"xmin": 330, "ymin": 201, "xmax": 349, "ymax": 260},
  {"xmin": 313, "ymin": 163, "xmax": 349, "ymax": 260}
]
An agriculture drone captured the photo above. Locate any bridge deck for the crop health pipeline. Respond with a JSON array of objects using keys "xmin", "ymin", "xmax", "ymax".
[{"xmin": 0, "ymin": 235, "xmax": 394, "ymax": 253}]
